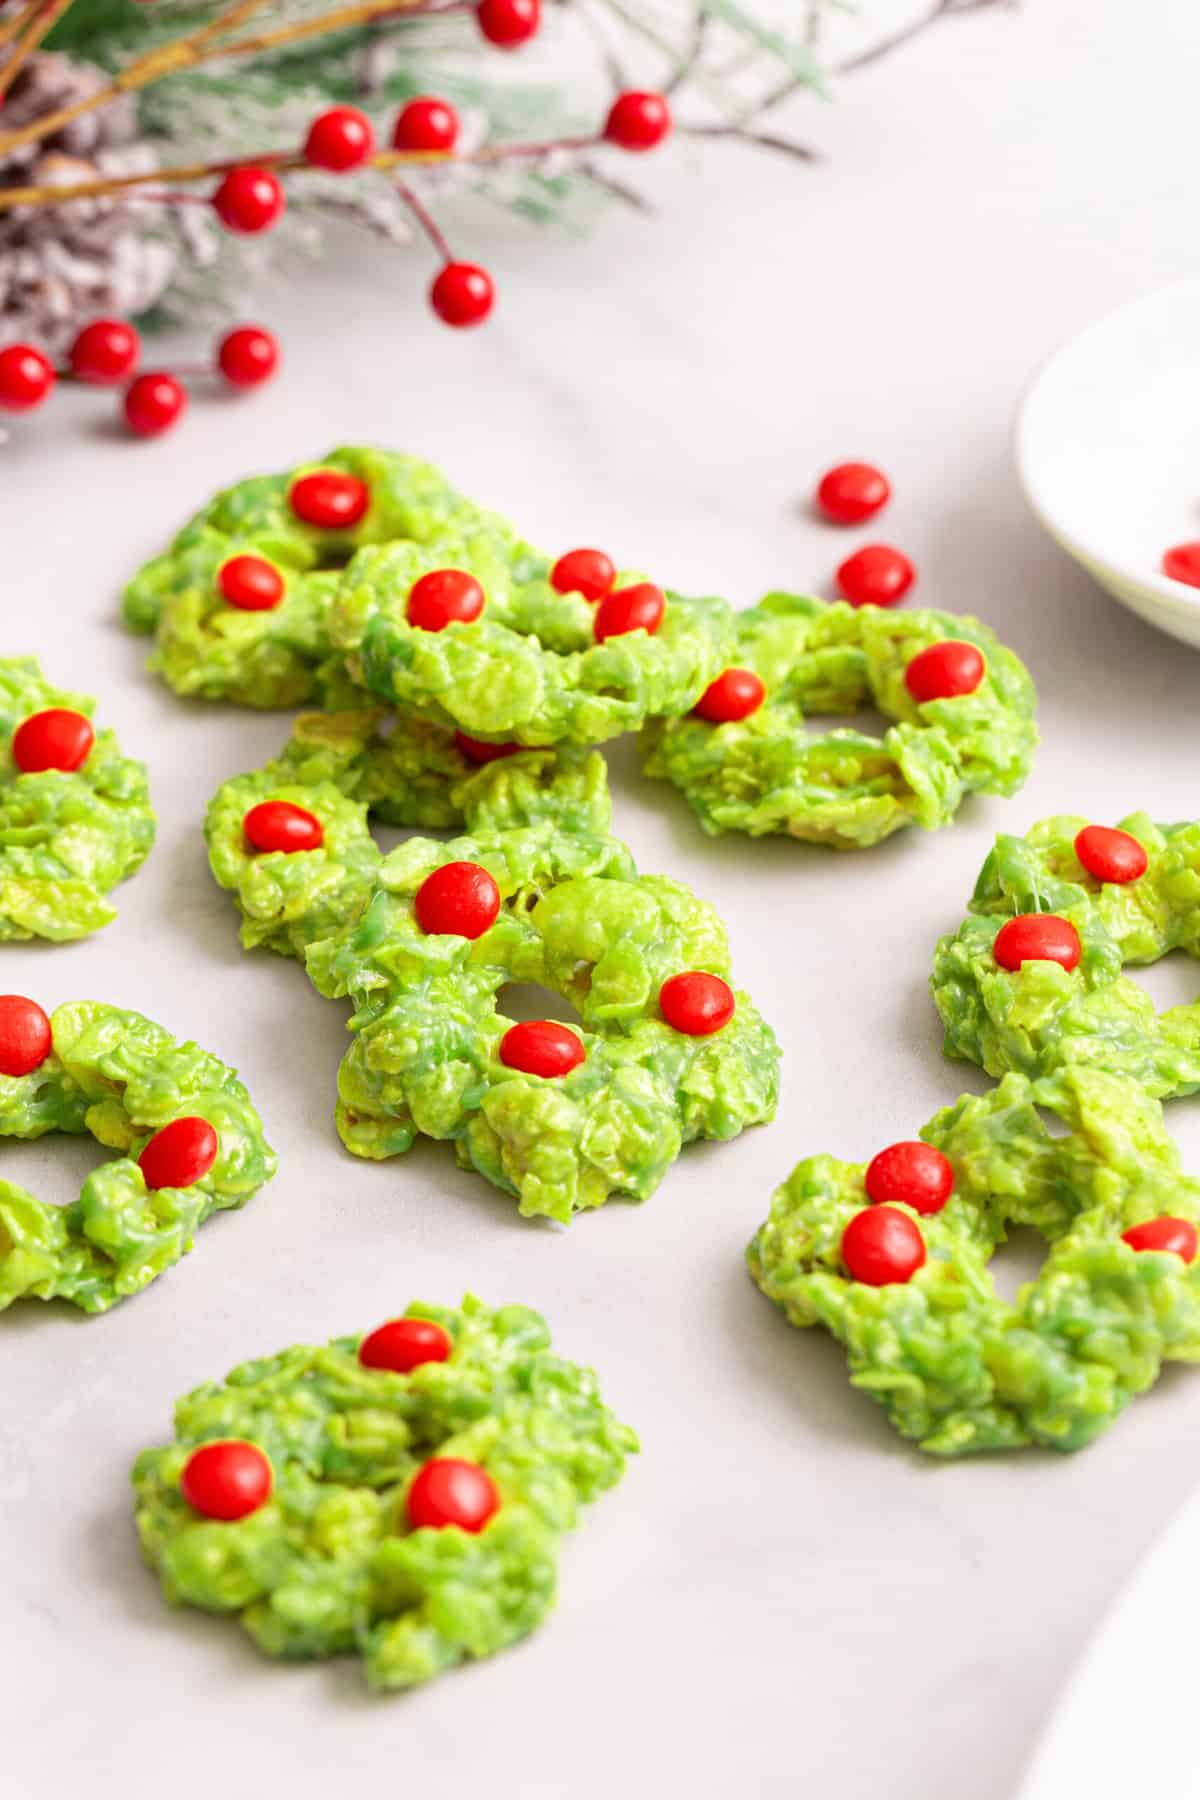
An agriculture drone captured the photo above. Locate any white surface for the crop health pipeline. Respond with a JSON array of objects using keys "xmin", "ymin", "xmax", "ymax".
[
  {"xmin": 1017, "ymin": 279, "xmax": 1200, "ymax": 647},
  {"xmin": 4, "ymin": 4, "xmax": 1200, "ymax": 1798}
]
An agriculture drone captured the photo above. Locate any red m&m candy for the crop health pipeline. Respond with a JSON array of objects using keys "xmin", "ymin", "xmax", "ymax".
[
  {"xmin": 841, "ymin": 1205, "xmax": 926, "ymax": 1286},
  {"xmin": 993, "ymin": 914, "xmax": 1081, "ymax": 973},
  {"xmin": 693, "ymin": 668, "xmax": 766, "ymax": 723},
  {"xmin": 407, "ymin": 569, "xmax": 485, "ymax": 632},
  {"xmin": 0, "ymin": 995, "xmax": 52, "ymax": 1077},
  {"xmin": 414, "ymin": 861, "xmax": 500, "ymax": 938},
  {"xmin": 499, "ymin": 1020, "xmax": 586, "ymax": 1077},
  {"xmin": 289, "ymin": 470, "xmax": 369, "ymax": 529},
  {"xmin": 180, "ymin": 1440, "xmax": 272, "ymax": 1520},
  {"xmin": 1074, "ymin": 825, "xmax": 1147, "ymax": 886},
  {"xmin": 1121, "ymin": 1217, "xmax": 1198, "ymax": 1262},
  {"xmin": 454, "ymin": 733, "xmax": 519, "ymax": 765},
  {"xmin": 359, "ymin": 1317, "xmax": 454, "ymax": 1372},
  {"xmin": 659, "ymin": 972, "xmax": 735, "ymax": 1036},
  {"xmin": 217, "ymin": 555, "xmax": 284, "ymax": 611},
  {"xmin": 864, "ymin": 1141, "xmax": 953, "ymax": 1216},
  {"xmin": 243, "ymin": 800, "xmax": 324, "ymax": 854},
  {"xmin": 550, "ymin": 548, "xmax": 615, "ymax": 601},
  {"xmin": 139, "ymin": 1117, "xmax": 219, "ymax": 1190},
  {"xmin": 815, "ymin": 462, "xmax": 891, "ymax": 525},
  {"xmin": 905, "ymin": 640, "xmax": 985, "ymax": 703},
  {"xmin": 836, "ymin": 544, "xmax": 914, "ymax": 608},
  {"xmin": 594, "ymin": 582, "xmax": 664, "ymax": 643},
  {"xmin": 13, "ymin": 709, "xmax": 94, "ymax": 774},
  {"xmin": 407, "ymin": 1458, "xmax": 500, "ymax": 1533}
]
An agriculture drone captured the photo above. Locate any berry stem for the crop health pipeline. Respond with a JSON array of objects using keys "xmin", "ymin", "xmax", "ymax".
[{"xmin": 392, "ymin": 180, "xmax": 454, "ymax": 261}]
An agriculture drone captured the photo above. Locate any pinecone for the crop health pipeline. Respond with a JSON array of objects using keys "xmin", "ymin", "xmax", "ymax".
[{"xmin": 0, "ymin": 49, "xmax": 177, "ymax": 355}]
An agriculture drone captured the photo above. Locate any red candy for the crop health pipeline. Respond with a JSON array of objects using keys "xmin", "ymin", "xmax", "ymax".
[
  {"xmin": 0, "ymin": 995, "xmax": 52, "ymax": 1078},
  {"xmin": 407, "ymin": 1457, "xmax": 500, "ymax": 1533},
  {"xmin": 69, "ymin": 319, "xmax": 139, "ymax": 384},
  {"xmin": 303, "ymin": 105, "xmax": 375, "ymax": 171},
  {"xmin": 289, "ymin": 470, "xmax": 369, "ymax": 529},
  {"xmin": 218, "ymin": 555, "xmax": 284, "ymax": 611},
  {"xmin": 1162, "ymin": 543, "xmax": 1200, "ymax": 589},
  {"xmin": 414, "ymin": 861, "xmax": 500, "ymax": 939},
  {"xmin": 993, "ymin": 913, "xmax": 1081, "ymax": 973},
  {"xmin": 864, "ymin": 1141, "xmax": 954, "ymax": 1216},
  {"xmin": 815, "ymin": 462, "xmax": 890, "ymax": 526},
  {"xmin": 407, "ymin": 569, "xmax": 485, "ymax": 632},
  {"xmin": 430, "ymin": 263, "xmax": 495, "ymax": 328},
  {"xmin": 139, "ymin": 1117, "xmax": 219, "ymax": 1191},
  {"xmin": 659, "ymin": 971, "xmax": 735, "ymax": 1036},
  {"xmin": 476, "ymin": 0, "xmax": 540, "ymax": 48},
  {"xmin": 212, "ymin": 166, "xmax": 284, "ymax": 234},
  {"xmin": 359, "ymin": 1317, "xmax": 454, "ymax": 1372},
  {"xmin": 841, "ymin": 1205, "xmax": 926, "ymax": 1286},
  {"xmin": 693, "ymin": 668, "xmax": 765, "ymax": 723},
  {"xmin": 1074, "ymin": 824, "xmax": 1148, "ymax": 886},
  {"xmin": 837, "ymin": 544, "xmax": 914, "ymax": 608},
  {"xmin": 180, "ymin": 1441, "xmax": 272, "ymax": 1521},
  {"xmin": 244, "ymin": 800, "xmax": 324, "ymax": 854},
  {"xmin": 13, "ymin": 708, "xmax": 94, "ymax": 774},
  {"xmin": 123, "ymin": 372, "xmax": 186, "ymax": 438},
  {"xmin": 550, "ymin": 548, "xmax": 615, "ymax": 602},
  {"xmin": 455, "ymin": 732, "xmax": 520, "ymax": 765},
  {"xmin": 499, "ymin": 1020, "xmax": 586, "ymax": 1077},
  {"xmin": 904, "ymin": 640, "xmax": 985, "ymax": 703},
  {"xmin": 594, "ymin": 582, "xmax": 665, "ymax": 643},
  {"xmin": 604, "ymin": 91, "xmax": 672, "ymax": 152},
  {"xmin": 1121, "ymin": 1217, "xmax": 1199, "ymax": 1262},
  {"xmin": 392, "ymin": 97, "xmax": 460, "ymax": 153}
]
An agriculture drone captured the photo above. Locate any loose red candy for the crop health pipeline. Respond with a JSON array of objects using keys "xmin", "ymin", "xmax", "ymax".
[
  {"xmin": 0, "ymin": 995, "xmax": 52, "ymax": 1078},
  {"xmin": 815, "ymin": 462, "xmax": 891, "ymax": 526},
  {"xmin": 594, "ymin": 582, "xmax": 665, "ymax": 643},
  {"xmin": 1121, "ymin": 1217, "xmax": 1199, "ymax": 1262},
  {"xmin": 359, "ymin": 1317, "xmax": 454, "ymax": 1372},
  {"xmin": 123, "ymin": 372, "xmax": 186, "ymax": 438},
  {"xmin": 841, "ymin": 1205, "xmax": 926, "ymax": 1286},
  {"xmin": 218, "ymin": 555, "xmax": 284, "ymax": 611},
  {"xmin": 693, "ymin": 668, "xmax": 766, "ymax": 724},
  {"xmin": 1074, "ymin": 824, "xmax": 1148, "ymax": 886},
  {"xmin": 12, "ymin": 708, "xmax": 94, "ymax": 774},
  {"xmin": 139, "ymin": 1117, "xmax": 219, "ymax": 1190},
  {"xmin": 415, "ymin": 861, "xmax": 500, "ymax": 939},
  {"xmin": 499, "ymin": 1020, "xmax": 586, "ymax": 1077},
  {"xmin": 864, "ymin": 1141, "xmax": 954, "ymax": 1216},
  {"xmin": 659, "ymin": 971, "xmax": 735, "ymax": 1036},
  {"xmin": 407, "ymin": 569, "xmax": 485, "ymax": 631},
  {"xmin": 904, "ymin": 640, "xmax": 986, "ymax": 703},
  {"xmin": 836, "ymin": 544, "xmax": 914, "ymax": 608},
  {"xmin": 407, "ymin": 1458, "xmax": 500, "ymax": 1533},
  {"xmin": 454, "ymin": 732, "xmax": 519, "ymax": 765},
  {"xmin": 1162, "ymin": 543, "xmax": 1200, "ymax": 589},
  {"xmin": 180, "ymin": 1440, "xmax": 272, "ymax": 1521},
  {"xmin": 289, "ymin": 470, "xmax": 369, "ymax": 529},
  {"xmin": 550, "ymin": 547, "xmax": 615, "ymax": 602},
  {"xmin": 244, "ymin": 800, "xmax": 324, "ymax": 854},
  {"xmin": 993, "ymin": 913, "xmax": 1081, "ymax": 973}
]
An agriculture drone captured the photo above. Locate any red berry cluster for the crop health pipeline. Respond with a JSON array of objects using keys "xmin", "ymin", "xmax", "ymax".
[{"xmin": 812, "ymin": 459, "xmax": 916, "ymax": 609}]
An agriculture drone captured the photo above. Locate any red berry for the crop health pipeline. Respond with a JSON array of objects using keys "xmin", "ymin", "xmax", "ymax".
[
  {"xmin": 694, "ymin": 667, "xmax": 766, "ymax": 723},
  {"xmin": 392, "ymin": 96, "xmax": 460, "ymax": 154},
  {"xmin": 408, "ymin": 568, "xmax": 485, "ymax": 631},
  {"xmin": 212, "ymin": 166, "xmax": 285, "ymax": 234},
  {"xmin": 139, "ymin": 1117, "xmax": 219, "ymax": 1190},
  {"xmin": 455, "ymin": 732, "xmax": 519, "ymax": 764},
  {"xmin": 243, "ymin": 800, "xmax": 324, "ymax": 854},
  {"xmin": 1074, "ymin": 824, "xmax": 1148, "ymax": 886},
  {"xmin": 1121, "ymin": 1217, "xmax": 1199, "ymax": 1262},
  {"xmin": 904, "ymin": 639, "xmax": 986, "ymax": 703},
  {"xmin": 993, "ymin": 913, "xmax": 1081, "ymax": 973},
  {"xmin": 217, "ymin": 325, "xmax": 279, "ymax": 389},
  {"xmin": 303, "ymin": 105, "xmax": 375, "ymax": 171},
  {"xmin": 289, "ymin": 469, "xmax": 369, "ymax": 529},
  {"xmin": 430, "ymin": 262, "xmax": 495, "ymax": 329},
  {"xmin": 837, "ymin": 543, "xmax": 914, "ymax": 608},
  {"xmin": 476, "ymin": 0, "xmax": 540, "ymax": 48},
  {"xmin": 550, "ymin": 547, "xmax": 615, "ymax": 602},
  {"xmin": 499, "ymin": 1020, "xmax": 586, "ymax": 1077},
  {"xmin": 414, "ymin": 861, "xmax": 500, "ymax": 939},
  {"xmin": 407, "ymin": 1458, "xmax": 500, "ymax": 1533},
  {"xmin": 815, "ymin": 461, "xmax": 891, "ymax": 525},
  {"xmin": 659, "ymin": 971, "xmax": 735, "ymax": 1036},
  {"xmin": 1162, "ymin": 543, "xmax": 1200, "ymax": 589},
  {"xmin": 604, "ymin": 91, "xmax": 672, "ymax": 152},
  {"xmin": 180, "ymin": 1441, "xmax": 272, "ymax": 1521},
  {"xmin": 69, "ymin": 318, "xmax": 140, "ymax": 385},
  {"xmin": 594, "ymin": 581, "xmax": 665, "ymax": 643},
  {"xmin": 218, "ymin": 554, "xmax": 284, "ymax": 612},
  {"xmin": 0, "ymin": 343, "xmax": 54, "ymax": 411},
  {"xmin": 0, "ymin": 995, "xmax": 52, "ymax": 1078},
  {"xmin": 359, "ymin": 1316, "xmax": 454, "ymax": 1372},
  {"xmin": 864, "ymin": 1141, "xmax": 954, "ymax": 1216},
  {"xmin": 841, "ymin": 1205, "xmax": 926, "ymax": 1286},
  {"xmin": 123, "ymin": 371, "xmax": 186, "ymax": 437},
  {"xmin": 12, "ymin": 708, "xmax": 94, "ymax": 774}
]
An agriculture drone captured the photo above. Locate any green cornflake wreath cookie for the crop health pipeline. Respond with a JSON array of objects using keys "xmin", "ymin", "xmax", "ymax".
[
  {"xmin": 0, "ymin": 656, "xmax": 154, "ymax": 940},
  {"xmin": 0, "ymin": 997, "xmax": 276, "ymax": 1314},
  {"xmin": 639, "ymin": 592, "xmax": 1038, "ymax": 849},
  {"xmin": 748, "ymin": 1065, "xmax": 1200, "ymax": 1455},
  {"xmin": 932, "ymin": 812, "xmax": 1200, "ymax": 1097},
  {"xmin": 131, "ymin": 1295, "xmax": 636, "ymax": 1690}
]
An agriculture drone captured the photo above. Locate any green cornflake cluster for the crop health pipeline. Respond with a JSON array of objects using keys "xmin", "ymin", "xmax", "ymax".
[
  {"xmin": 0, "ymin": 1002, "xmax": 276, "ymax": 1314},
  {"xmin": 932, "ymin": 811, "xmax": 1200, "ymax": 1095},
  {"xmin": 131, "ymin": 1296, "xmax": 637, "ymax": 1690},
  {"xmin": 748, "ymin": 1067, "xmax": 1200, "ymax": 1454},
  {"xmin": 0, "ymin": 657, "xmax": 154, "ymax": 940},
  {"xmin": 640, "ymin": 593, "xmax": 1038, "ymax": 849}
]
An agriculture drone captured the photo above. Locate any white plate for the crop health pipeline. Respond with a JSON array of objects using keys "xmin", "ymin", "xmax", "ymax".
[
  {"xmin": 1016, "ymin": 1481, "xmax": 1200, "ymax": 1800},
  {"xmin": 1016, "ymin": 279, "xmax": 1200, "ymax": 648}
]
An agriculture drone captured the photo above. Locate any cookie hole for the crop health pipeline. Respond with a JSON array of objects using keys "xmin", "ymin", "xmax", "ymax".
[
  {"xmin": 1034, "ymin": 1106, "xmax": 1072, "ymax": 1140},
  {"xmin": 802, "ymin": 707, "xmax": 893, "ymax": 742},
  {"xmin": 1133, "ymin": 950, "xmax": 1199, "ymax": 1013},
  {"xmin": 497, "ymin": 984, "xmax": 583, "ymax": 1027},
  {"xmin": 989, "ymin": 1225, "xmax": 1047, "ymax": 1303},
  {"xmin": 2, "ymin": 1135, "xmax": 110, "ymax": 1210}
]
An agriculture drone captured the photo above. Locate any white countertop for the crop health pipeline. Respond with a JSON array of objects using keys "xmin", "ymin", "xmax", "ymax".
[{"xmin": 4, "ymin": 3, "xmax": 1200, "ymax": 1795}]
